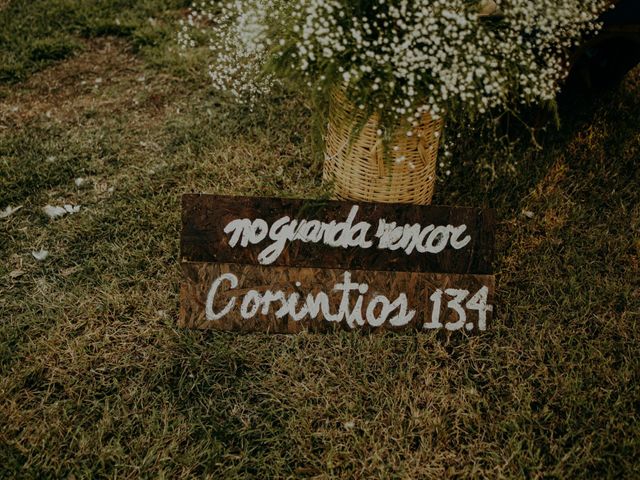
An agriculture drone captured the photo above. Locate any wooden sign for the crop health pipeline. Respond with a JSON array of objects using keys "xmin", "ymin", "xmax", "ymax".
[
  {"xmin": 180, "ymin": 194, "xmax": 496, "ymax": 333},
  {"xmin": 181, "ymin": 194, "xmax": 495, "ymax": 274}
]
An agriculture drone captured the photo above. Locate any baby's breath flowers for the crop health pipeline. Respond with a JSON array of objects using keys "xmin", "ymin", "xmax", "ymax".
[
  {"xmin": 180, "ymin": 0, "xmax": 611, "ymax": 139},
  {"xmin": 179, "ymin": 0, "xmax": 286, "ymax": 107}
]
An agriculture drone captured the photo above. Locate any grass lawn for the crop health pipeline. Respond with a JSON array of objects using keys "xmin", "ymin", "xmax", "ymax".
[{"xmin": 1, "ymin": 1, "xmax": 639, "ymax": 478}]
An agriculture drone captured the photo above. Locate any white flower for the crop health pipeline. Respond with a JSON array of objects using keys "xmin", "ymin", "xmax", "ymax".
[{"xmin": 183, "ymin": 0, "xmax": 609, "ymax": 152}]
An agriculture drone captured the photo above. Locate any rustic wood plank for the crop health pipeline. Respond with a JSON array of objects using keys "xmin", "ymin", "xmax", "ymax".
[
  {"xmin": 180, "ymin": 262, "xmax": 495, "ymax": 334},
  {"xmin": 181, "ymin": 194, "xmax": 495, "ymax": 274}
]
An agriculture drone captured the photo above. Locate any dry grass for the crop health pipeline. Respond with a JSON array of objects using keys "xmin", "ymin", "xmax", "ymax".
[{"xmin": 1, "ymin": 4, "xmax": 639, "ymax": 478}]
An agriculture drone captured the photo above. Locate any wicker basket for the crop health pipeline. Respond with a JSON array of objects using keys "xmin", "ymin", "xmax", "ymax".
[{"xmin": 323, "ymin": 89, "xmax": 443, "ymax": 205}]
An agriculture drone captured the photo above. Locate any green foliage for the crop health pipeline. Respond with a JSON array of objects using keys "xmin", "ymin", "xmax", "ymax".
[{"xmin": 184, "ymin": 0, "xmax": 610, "ymax": 162}]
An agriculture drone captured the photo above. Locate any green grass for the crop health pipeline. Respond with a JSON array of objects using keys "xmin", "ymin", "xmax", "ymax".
[
  {"xmin": 1, "ymin": 1, "xmax": 639, "ymax": 478},
  {"xmin": 0, "ymin": 0, "xmax": 190, "ymax": 83}
]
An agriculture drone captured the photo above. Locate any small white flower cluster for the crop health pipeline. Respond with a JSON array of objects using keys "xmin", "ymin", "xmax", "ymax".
[
  {"xmin": 180, "ymin": 0, "xmax": 610, "ymax": 133},
  {"xmin": 178, "ymin": 0, "xmax": 283, "ymax": 106}
]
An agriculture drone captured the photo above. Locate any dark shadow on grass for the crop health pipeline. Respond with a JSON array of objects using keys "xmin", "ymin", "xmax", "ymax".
[{"xmin": 435, "ymin": 65, "xmax": 640, "ymax": 217}]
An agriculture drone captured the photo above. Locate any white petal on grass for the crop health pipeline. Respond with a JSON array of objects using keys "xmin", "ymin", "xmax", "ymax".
[
  {"xmin": 64, "ymin": 204, "xmax": 81, "ymax": 214},
  {"xmin": 43, "ymin": 204, "xmax": 81, "ymax": 219},
  {"xmin": 32, "ymin": 249, "xmax": 49, "ymax": 261},
  {"xmin": 74, "ymin": 177, "xmax": 86, "ymax": 187},
  {"xmin": 0, "ymin": 205, "xmax": 22, "ymax": 219},
  {"xmin": 43, "ymin": 205, "xmax": 66, "ymax": 219}
]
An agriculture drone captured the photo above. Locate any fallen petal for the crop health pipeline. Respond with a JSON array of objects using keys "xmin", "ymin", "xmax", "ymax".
[
  {"xmin": 43, "ymin": 205, "xmax": 67, "ymax": 219},
  {"xmin": 63, "ymin": 204, "xmax": 81, "ymax": 214},
  {"xmin": 0, "ymin": 205, "xmax": 22, "ymax": 219},
  {"xmin": 32, "ymin": 249, "xmax": 49, "ymax": 261},
  {"xmin": 43, "ymin": 204, "xmax": 81, "ymax": 219}
]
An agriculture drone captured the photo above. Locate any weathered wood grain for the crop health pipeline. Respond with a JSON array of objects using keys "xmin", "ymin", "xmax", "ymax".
[
  {"xmin": 181, "ymin": 194, "xmax": 495, "ymax": 274},
  {"xmin": 180, "ymin": 262, "xmax": 495, "ymax": 333}
]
